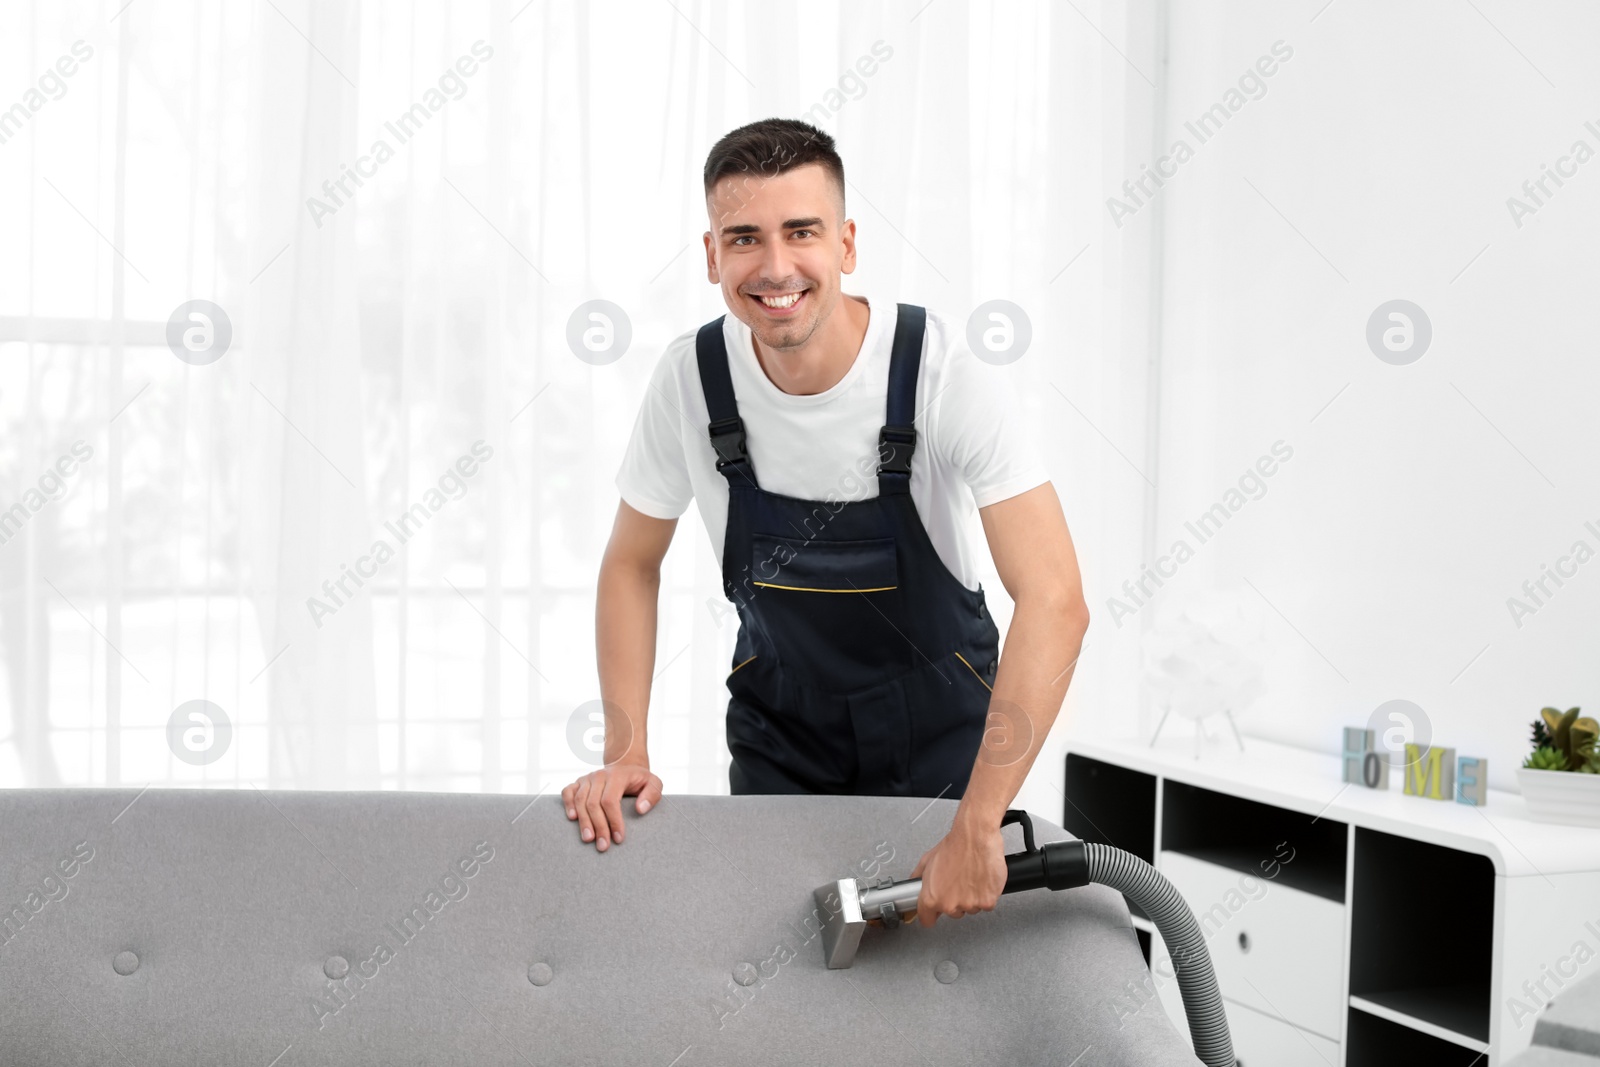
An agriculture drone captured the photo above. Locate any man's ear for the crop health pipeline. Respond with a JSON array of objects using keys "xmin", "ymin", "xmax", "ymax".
[
  {"xmin": 839, "ymin": 218, "xmax": 858, "ymax": 275},
  {"xmin": 703, "ymin": 231, "xmax": 719, "ymax": 283}
]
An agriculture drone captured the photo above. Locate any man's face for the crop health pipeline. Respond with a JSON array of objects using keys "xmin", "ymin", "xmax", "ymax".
[{"xmin": 703, "ymin": 162, "xmax": 856, "ymax": 353}]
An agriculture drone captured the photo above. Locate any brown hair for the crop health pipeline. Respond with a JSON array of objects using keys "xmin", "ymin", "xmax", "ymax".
[{"xmin": 702, "ymin": 118, "xmax": 845, "ymax": 215}]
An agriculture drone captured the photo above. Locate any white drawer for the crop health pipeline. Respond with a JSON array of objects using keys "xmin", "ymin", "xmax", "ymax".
[
  {"xmin": 1153, "ymin": 850, "xmax": 1345, "ymax": 1039},
  {"xmin": 1150, "ymin": 966, "xmax": 1342, "ymax": 1067},
  {"xmin": 1226, "ymin": 997, "xmax": 1341, "ymax": 1067}
]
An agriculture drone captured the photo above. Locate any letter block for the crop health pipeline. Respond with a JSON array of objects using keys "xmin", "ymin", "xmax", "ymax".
[
  {"xmin": 1456, "ymin": 756, "xmax": 1488, "ymax": 806},
  {"xmin": 1403, "ymin": 744, "xmax": 1456, "ymax": 800},
  {"xmin": 1342, "ymin": 727, "xmax": 1372, "ymax": 784},
  {"xmin": 1343, "ymin": 726, "xmax": 1388, "ymax": 790}
]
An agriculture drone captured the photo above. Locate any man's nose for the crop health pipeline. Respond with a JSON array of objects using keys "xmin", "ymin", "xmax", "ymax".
[{"xmin": 757, "ymin": 241, "xmax": 798, "ymax": 286}]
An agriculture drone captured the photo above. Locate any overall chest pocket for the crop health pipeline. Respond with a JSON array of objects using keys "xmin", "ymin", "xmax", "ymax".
[{"xmin": 749, "ymin": 534, "xmax": 898, "ymax": 593}]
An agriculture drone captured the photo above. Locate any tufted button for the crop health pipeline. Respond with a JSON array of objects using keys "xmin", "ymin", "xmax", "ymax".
[
  {"xmin": 112, "ymin": 951, "xmax": 139, "ymax": 976},
  {"xmin": 732, "ymin": 962, "xmax": 758, "ymax": 987},
  {"xmin": 527, "ymin": 962, "xmax": 553, "ymax": 987},
  {"xmin": 934, "ymin": 959, "xmax": 959, "ymax": 984},
  {"xmin": 324, "ymin": 955, "xmax": 349, "ymax": 980}
]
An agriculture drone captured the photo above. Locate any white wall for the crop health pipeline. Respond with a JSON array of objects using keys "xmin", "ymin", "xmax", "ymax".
[{"xmin": 1144, "ymin": 0, "xmax": 1600, "ymax": 790}]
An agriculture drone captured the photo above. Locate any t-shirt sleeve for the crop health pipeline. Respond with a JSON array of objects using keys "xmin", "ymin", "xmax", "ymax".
[
  {"xmin": 933, "ymin": 347, "xmax": 1051, "ymax": 509},
  {"xmin": 614, "ymin": 350, "xmax": 695, "ymax": 520}
]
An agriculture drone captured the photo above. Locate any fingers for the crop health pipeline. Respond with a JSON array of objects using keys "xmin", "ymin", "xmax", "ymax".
[
  {"xmin": 915, "ymin": 878, "xmax": 938, "ymax": 927},
  {"xmin": 918, "ymin": 897, "xmax": 980, "ymax": 926},
  {"xmin": 583, "ymin": 774, "xmax": 613, "ymax": 852},
  {"xmin": 568, "ymin": 767, "xmax": 661, "ymax": 852},
  {"xmin": 601, "ymin": 775, "xmax": 627, "ymax": 846},
  {"xmin": 634, "ymin": 772, "xmax": 663, "ymax": 815},
  {"xmin": 914, "ymin": 881, "xmax": 984, "ymax": 926},
  {"xmin": 911, "ymin": 853, "xmax": 932, "ymax": 925},
  {"xmin": 571, "ymin": 776, "xmax": 598, "ymax": 846}
]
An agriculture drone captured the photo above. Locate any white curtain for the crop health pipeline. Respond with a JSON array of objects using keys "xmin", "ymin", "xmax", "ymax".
[{"xmin": 0, "ymin": 0, "xmax": 1157, "ymax": 808}]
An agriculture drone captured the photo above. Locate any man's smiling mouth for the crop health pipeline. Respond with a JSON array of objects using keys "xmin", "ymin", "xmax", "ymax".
[{"xmin": 750, "ymin": 289, "xmax": 809, "ymax": 315}]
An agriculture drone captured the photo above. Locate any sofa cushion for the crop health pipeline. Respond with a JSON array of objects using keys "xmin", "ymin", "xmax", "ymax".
[
  {"xmin": 1533, "ymin": 969, "xmax": 1600, "ymax": 1057},
  {"xmin": 0, "ymin": 789, "xmax": 1202, "ymax": 1066}
]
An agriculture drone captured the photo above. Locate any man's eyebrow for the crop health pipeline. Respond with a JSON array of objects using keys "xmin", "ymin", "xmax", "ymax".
[{"xmin": 718, "ymin": 217, "xmax": 828, "ymax": 236}]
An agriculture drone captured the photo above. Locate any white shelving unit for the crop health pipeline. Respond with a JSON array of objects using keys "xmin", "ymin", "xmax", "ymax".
[{"xmin": 1062, "ymin": 732, "xmax": 1600, "ymax": 1066}]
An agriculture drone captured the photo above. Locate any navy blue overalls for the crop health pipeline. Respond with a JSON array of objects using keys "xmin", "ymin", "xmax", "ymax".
[{"xmin": 696, "ymin": 303, "xmax": 1002, "ymax": 798}]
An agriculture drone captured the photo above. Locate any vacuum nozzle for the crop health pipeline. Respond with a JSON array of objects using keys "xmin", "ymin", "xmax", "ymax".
[
  {"xmin": 813, "ymin": 873, "xmax": 924, "ymax": 969},
  {"xmin": 810, "ymin": 811, "xmax": 1235, "ymax": 1067},
  {"xmin": 813, "ymin": 810, "xmax": 1090, "ymax": 970}
]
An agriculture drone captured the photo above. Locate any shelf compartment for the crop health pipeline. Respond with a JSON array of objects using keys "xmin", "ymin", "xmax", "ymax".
[
  {"xmin": 1062, "ymin": 752, "xmax": 1156, "ymax": 863},
  {"xmin": 1063, "ymin": 753, "xmax": 1157, "ymax": 921},
  {"xmin": 1349, "ymin": 995, "xmax": 1489, "ymax": 1053},
  {"xmin": 1347, "ymin": 1001, "xmax": 1489, "ymax": 1065},
  {"xmin": 1350, "ymin": 827, "xmax": 1493, "ymax": 1043},
  {"xmin": 1161, "ymin": 779, "xmax": 1348, "ymax": 903}
]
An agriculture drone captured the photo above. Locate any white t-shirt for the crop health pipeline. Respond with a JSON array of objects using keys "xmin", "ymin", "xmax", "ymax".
[{"xmin": 614, "ymin": 292, "xmax": 1050, "ymax": 592}]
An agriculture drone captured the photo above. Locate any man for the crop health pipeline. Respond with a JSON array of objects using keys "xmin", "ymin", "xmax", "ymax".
[{"xmin": 562, "ymin": 119, "xmax": 1089, "ymax": 926}]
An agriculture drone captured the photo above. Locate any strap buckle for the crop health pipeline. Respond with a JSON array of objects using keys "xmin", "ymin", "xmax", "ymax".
[
  {"xmin": 709, "ymin": 416, "xmax": 749, "ymax": 469},
  {"xmin": 877, "ymin": 425, "xmax": 917, "ymax": 476}
]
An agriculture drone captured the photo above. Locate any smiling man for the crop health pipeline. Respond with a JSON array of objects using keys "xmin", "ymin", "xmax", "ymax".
[{"xmin": 562, "ymin": 118, "xmax": 1090, "ymax": 926}]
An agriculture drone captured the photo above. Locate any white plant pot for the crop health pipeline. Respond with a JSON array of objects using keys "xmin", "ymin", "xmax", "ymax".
[{"xmin": 1517, "ymin": 766, "xmax": 1600, "ymax": 827}]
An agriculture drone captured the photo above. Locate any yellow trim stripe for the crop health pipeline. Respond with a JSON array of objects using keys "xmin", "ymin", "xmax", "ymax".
[
  {"xmin": 953, "ymin": 651, "xmax": 994, "ymax": 693},
  {"xmin": 728, "ymin": 654, "xmax": 757, "ymax": 676},
  {"xmin": 751, "ymin": 582, "xmax": 898, "ymax": 593}
]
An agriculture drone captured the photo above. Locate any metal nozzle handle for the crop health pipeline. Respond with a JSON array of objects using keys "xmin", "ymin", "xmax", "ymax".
[
  {"xmin": 854, "ymin": 812, "xmax": 1090, "ymax": 921},
  {"xmin": 858, "ymin": 877, "xmax": 923, "ymax": 918},
  {"xmin": 850, "ymin": 838, "xmax": 1088, "ymax": 919}
]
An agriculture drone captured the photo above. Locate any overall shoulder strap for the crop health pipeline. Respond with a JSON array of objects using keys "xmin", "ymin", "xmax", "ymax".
[
  {"xmin": 878, "ymin": 303, "xmax": 926, "ymax": 496},
  {"xmin": 694, "ymin": 316, "xmax": 756, "ymax": 487}
]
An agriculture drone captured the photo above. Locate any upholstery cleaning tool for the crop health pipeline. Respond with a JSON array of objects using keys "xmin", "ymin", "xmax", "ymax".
[{"xmin": 813, "ymin": 809, "xmax": 1233, "ymax": 1067}]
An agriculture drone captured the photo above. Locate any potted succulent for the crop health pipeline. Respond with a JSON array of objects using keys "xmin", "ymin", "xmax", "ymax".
[{"xmin": 1517, "ymin": 706, "xmax": 1600, "ymax": 827}]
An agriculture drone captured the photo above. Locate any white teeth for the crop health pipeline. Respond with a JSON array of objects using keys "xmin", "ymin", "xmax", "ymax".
[{"xmin": 758, "ymin": 291, "xmax": 803, "ymax": 308}]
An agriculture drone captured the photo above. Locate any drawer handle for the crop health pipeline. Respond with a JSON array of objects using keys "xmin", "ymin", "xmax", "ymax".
[{"xmin": 1237, "ymin": 931, "xmax": 1251, "ymax": 954}]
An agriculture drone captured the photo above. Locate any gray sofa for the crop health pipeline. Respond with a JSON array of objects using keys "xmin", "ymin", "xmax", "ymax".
[
  {"xmin": 1506, "ymin": 970, "xmax": 1600, "ymax": 1066},
  {"xmin": 0, "ymin": 789, "xmax": 1203, "ymax": 1065}
]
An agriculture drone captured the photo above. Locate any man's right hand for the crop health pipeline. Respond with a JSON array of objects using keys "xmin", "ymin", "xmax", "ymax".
[{"xmin": 561, "ymin": 763, "xmax": 663, "ymax": 852}]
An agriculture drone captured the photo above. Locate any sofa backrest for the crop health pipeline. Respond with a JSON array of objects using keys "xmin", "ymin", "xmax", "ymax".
[{"xmin": 0, "ymin": 789, "xmax": 1201, "ymax": 1065}]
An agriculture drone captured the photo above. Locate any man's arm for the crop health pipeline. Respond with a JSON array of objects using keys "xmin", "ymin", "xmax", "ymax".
[
  {"xmin": 564, "ymin": 500, "xmax": 677, "ymax": 853},
  {"xmin": 956, "ymin": 480, "xmax": 1089, "ymax": 833},
  {"xmin": 595, "ymin": 499, "xmax": 679, "ymax": 766},
  {"xmin": 907, "ymin": 479, "xmax": 1089, "ymax": 921}
]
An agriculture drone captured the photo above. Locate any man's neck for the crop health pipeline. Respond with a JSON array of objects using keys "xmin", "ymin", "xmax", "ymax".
[{"xmin": 751, "ymin": 293, "xmax": 871, "ymax": 397}]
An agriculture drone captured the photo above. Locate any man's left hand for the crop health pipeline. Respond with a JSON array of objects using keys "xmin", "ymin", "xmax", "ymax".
[{"xmin": 908, "ymin": 816, "xmax": 1008, "ymax": 926}]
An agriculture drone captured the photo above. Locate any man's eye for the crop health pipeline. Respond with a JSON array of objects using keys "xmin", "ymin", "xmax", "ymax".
[{"xmin": 792, "ymin": 230, "xmax": 814, "ymax": 238}]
